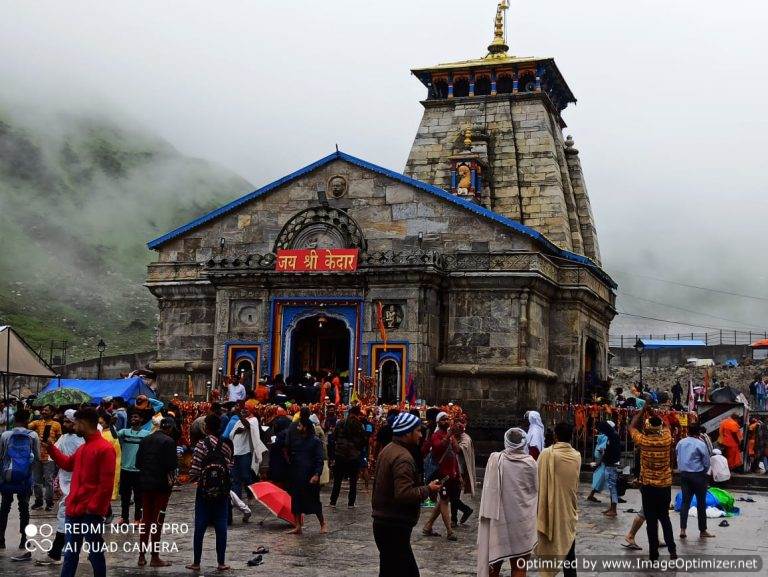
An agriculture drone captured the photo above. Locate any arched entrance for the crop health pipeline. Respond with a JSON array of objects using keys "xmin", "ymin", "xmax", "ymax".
[
  {"xmin": 583, "ymin": 337, "xmax": 600, "ymax": 401},
  {"xmin": 378, "ymin": 359, "xmax": 400, "ymax": 404},
  {"xmin": 288, "ymin": 315, "xmax": 351, "ymax": 381},
  {"xmin": 236, "ymin": 358, "xmax": 254, "ymax": 390}
]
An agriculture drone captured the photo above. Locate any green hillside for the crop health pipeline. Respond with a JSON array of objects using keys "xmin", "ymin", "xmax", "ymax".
[{"xmin": 0, "ymin": 105, "xmax": 251, "ymax": 364}]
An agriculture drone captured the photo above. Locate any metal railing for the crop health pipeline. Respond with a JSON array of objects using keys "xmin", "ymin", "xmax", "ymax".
[{"xmin": 609, "ymin": 330, "xmax": 767, "ymax": 349}]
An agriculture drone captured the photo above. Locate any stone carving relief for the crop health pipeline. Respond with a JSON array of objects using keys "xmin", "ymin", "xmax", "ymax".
[
  {"xmin": 229, "ymin": 300, "xmax": 262, "ymax": 330},
  {"xmin": 328, "ymin": 175, "xmax": 347, "ymax": 198},
  {"xmin": 382, "ymin": 304, "xmax": 405, "ymax": 330},
  {"xmin": 273, "ymin": 206, "xmax": 367, "ymax": 252}
]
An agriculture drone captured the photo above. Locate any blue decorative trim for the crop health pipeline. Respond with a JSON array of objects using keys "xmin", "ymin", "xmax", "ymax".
[
  {"xmin": 367, "ymin": 340, "xmax": 410, "ymax": 374},
  {"xmin": 222, "ymin": 339, "xmax": 264, "ymax": 378},
  {"xmin": 268, "ymin": 297, "xmax": 364, "ymax": 380},
  {"xmin": 146, "ymin": 150, "xmax": 615, "ymax": 288}
]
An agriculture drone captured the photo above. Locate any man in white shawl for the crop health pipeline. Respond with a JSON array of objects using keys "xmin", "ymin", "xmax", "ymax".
[
  {"xmin": 228, "ymin": 405, "xmax": 268, "ymax": 500},
  {"xmin": 535, "ymin": 422, "xmax": 581, "ymax": 577},
  {"xmin": 477, "ymin": 428, "xmax": 538, "ymax": 577}
]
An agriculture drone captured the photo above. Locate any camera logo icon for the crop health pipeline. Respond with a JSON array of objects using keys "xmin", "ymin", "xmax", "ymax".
[{"xmin": 25, "ymin": 523, "xmax": 54, "ymax": 553}]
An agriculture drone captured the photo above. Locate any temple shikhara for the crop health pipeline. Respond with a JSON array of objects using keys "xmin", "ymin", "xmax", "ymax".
[{"xmin": 145, "ymin": 1, "xmax": 616, "ymax": 420}]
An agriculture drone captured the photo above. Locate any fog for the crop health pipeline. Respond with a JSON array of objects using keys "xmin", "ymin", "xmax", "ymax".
[{"xmin": 2, "ymin": 0, "xmax": 767, "ymax": 338}]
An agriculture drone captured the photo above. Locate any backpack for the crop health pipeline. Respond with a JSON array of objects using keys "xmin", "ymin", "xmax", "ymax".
[
  {"xmin": 198, "ymin": 438, "xmax": 230, "ymax": 502},
  {"xmin": 1, "ymin": 431, "xmax": 34, "ymax": 493}
]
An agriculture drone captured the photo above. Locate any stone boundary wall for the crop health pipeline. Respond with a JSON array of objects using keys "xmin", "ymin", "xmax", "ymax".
[{"xmin": 63, "ymin": 351, "xmax": 157, "ymax": 379}]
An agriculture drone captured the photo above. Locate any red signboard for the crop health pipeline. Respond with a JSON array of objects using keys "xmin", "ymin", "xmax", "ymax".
[{"xmin": 275, "ymin": 249, "xmax": 359, "ymax": 272}]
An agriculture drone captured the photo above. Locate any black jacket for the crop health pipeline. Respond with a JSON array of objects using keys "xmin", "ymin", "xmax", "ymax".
[
  {"xmin": 334, "ymin": 417, "xmax": 366, "ymax": 461},
  {"xmin": 136, "ymin": 430, "xmax": 178, "ymax": 492}
]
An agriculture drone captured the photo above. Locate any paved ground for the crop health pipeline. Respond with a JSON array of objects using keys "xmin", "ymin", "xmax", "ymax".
[{"xmin": 1, "ymin": 482, "xmax": 765, "ymax": 577}]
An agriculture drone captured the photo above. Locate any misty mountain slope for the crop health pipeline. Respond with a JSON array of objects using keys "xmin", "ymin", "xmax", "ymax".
[{"xmin": 0, "ymin": 106, "xmax": 251, "ymax": 363}]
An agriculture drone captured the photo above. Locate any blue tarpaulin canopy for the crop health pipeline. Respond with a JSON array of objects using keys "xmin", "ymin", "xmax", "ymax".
[
  {"xmin": 639, "ymin": 339, "xmax": 707, "ymax": 350},
  {"xmin": 40, "ymin": 377, "xmax": 155, "ymax": 405}
]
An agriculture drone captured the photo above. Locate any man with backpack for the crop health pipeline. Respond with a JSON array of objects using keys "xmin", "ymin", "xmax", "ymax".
[
  {"xmin": 0, "ymin": 408, "xmax": 39, "ymax": 551},
  {"xmin": 187, "ymin": 413, "xmax": 234, "ymax": 572},
  {"xmin": 330, "ymin": 405, "xmax": 367, "ymax": 508}
]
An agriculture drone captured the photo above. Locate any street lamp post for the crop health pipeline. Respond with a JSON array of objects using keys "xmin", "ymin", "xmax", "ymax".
[
  {"xmin": 634, "ymin": 339, "xmax": 645, "ymax": 392},
  {"xmin": 96, "ymin": 339, "xmax": 107, "ymax": 380}
]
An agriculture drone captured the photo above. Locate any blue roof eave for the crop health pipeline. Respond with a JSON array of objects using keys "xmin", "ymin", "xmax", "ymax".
[
  {"xmin": 147, "ymin": 150, "xmax": 616, "ymax": 289},
  {"xmin": 640, "ymin": 340, "xmax": 708, "ymax": 350}
]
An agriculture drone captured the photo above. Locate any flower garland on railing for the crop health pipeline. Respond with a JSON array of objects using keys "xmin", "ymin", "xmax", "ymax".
[{"xmin": 173, "ymin": 399, "xmax": 468, "ymax": 451}]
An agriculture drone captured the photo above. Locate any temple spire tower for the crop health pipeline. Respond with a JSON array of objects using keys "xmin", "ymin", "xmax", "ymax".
[
  {"xmin": 487, "ymin": 0, "xmax": 510, "ymax": 58},
  {"xmin": 404, "ymin": 0, "xmax": 602, "ymax": 265}
]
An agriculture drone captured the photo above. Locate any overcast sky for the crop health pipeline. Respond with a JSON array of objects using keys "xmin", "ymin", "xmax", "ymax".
[{"xmin": 2, "ymin": 0, "xmax": 767, "ymax": 337}]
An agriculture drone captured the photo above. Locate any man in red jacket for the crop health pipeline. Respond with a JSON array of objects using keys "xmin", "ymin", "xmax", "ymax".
[{"xmin": 45, "ymin": 407, "xmax": 116, "ymax": 577}]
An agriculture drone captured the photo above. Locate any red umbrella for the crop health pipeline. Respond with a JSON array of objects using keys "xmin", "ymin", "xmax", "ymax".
[
  {"xmin": 750, "ymin": 339, "xmax": 768, "ymax": 350},
  {"xmin": 248, "ymin": 481, "xmax": 296, "ymax": 525}
]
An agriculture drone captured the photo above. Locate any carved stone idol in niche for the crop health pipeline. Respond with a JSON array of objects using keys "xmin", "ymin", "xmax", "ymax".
[
  {"xmin": 328, "ymin": 175, "xmax": 347, "ymax": 198},
  {"xmin": 456, "ymin": 164, "xmax": 471, "ymax": 195},
  {"xmin": 382, "ymin": 304, "xmax": 404, "ymax": 330}
]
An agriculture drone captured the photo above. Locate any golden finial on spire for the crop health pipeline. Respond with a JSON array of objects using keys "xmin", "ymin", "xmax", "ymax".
[
  {"xmin": 463, "ymin": 127, "xmax": 473, "ymax": 149},
  {"xmin": 487, "ymin": 0, "xmax": 510, "ymax": 59}
]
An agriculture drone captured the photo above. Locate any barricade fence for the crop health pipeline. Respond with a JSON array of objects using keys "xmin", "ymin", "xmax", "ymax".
[
  {"xmin": 609, "ymin": 330, "xmax": 766, "ymax": 349},
  {"xmin": 538, "ymin": 403, "xmax": 691, "ymax": 471}
]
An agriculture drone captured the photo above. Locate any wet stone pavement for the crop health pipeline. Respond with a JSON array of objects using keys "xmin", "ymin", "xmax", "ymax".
[{"xmin": 1, "ymin": 482, "xmax": 766, "ymax": 577}]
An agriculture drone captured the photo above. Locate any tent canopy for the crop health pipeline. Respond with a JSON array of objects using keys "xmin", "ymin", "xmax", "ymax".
[
  {"xmin": 750, "ymin": 338, "xmax": 768, "ymax": 350},
  {"xmin": 0, "ymin": 326, "xmax": 56, "ymax": 377},
  {"xmin": 40, "ymin": 377, "xmax": 155, "ymax": 405},
  {"xmin": 639, "ymin": 339, "xmax": 707, "ymax": 350}
]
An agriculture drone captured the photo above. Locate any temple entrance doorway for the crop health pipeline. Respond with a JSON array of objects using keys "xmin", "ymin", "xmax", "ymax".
[
  {"xmin": 288, "ymin": 315, "xmax": 351, "ymax": 380},
  {"xmin": 583, "ymin": 337, "xmax": 599, "ymax": 401},
  {"xmin": 235, "ymin": 358, "xmax": 254, "ymax": 390},
  {"xmin": 378, "ymin": 359, "xmax": 400, "ymax": 404}
]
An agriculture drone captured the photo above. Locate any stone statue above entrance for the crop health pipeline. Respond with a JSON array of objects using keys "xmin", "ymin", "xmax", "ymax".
[{"xmin": 274, "ymin": 206, "xmax": 367, "ymax": 252}]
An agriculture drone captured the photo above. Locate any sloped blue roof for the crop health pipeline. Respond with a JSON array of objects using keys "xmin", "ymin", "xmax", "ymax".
[
  {"xmin": 640, "ymin": 339, "xmax": 707, "ymax": 350},
  {"xmin": 147, "ymin": 150, "xmax": 616, "ymax": 288}
]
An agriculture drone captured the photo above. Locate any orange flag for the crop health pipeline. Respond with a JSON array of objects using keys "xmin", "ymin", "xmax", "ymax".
[{"xmin": 376, "ymin": 301, "xmax": 388, "ymax": 351}]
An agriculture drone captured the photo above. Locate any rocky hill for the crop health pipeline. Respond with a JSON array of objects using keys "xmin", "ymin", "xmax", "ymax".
[
  {"xmin": 0, "ymin": 105, "xmax": 251, "ymax": 363},
  {"xmin": 610, "ymin": 362, "xmax": 767, "ymax": 399}
]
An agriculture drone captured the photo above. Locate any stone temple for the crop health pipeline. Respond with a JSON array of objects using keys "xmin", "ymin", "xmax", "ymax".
[{"xmin": 145, "ymin": 1, "xmax": 616, "ymax": 419}]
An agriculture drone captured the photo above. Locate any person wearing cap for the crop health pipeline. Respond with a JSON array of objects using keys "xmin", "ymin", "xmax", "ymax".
[
  {"xmin": 34, "ymin": 410, "xmax": 84, "ymax": 566},
  {"xmin": 135, "ymin": 417, "xmax": 178, "ymax": 567},
  {"xmin": 708, "ymin": 448, "xmax": 730, "ymax": 485},
  {"xmin": 372, "ymin": 412, "xmax": 441, "ymax": 577}
]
